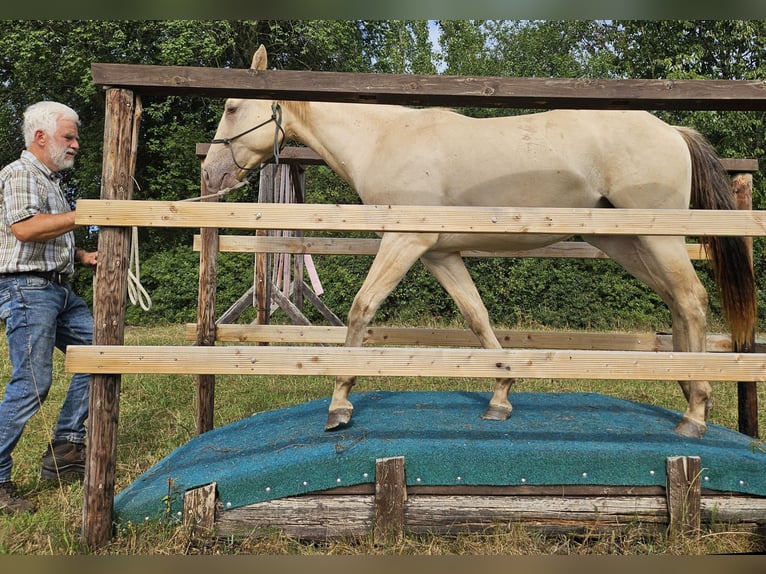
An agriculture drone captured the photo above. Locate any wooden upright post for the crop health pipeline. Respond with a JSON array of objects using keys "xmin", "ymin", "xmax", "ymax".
[
  {"xmin": 82, "ymin": 89, "xmax": 141, "ymax": 546},
  {"xmin": 195, "ymin": 154, "xmax": 218, "ymax": 434},
  {"xmin": 255, "ymin": 166, "xmax": 275, "ymax": 327},
  {"xmin": 732, "ymin": 172, "xmax": 758, "ymax": 438}
]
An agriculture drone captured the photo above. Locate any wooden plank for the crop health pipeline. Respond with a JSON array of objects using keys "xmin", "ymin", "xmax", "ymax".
[
  {"xmin": 666, "ymin": 456, "xmax": 702, "ymax": 535},
  {"xmin": 722, "ymin": 158, "xmax": 760, "ymax": 173},
  {"xmin": 183, "ymin": 324, "xmax": 744, "ymax": 353},
  {"xmin": 183, "ymin": 482, "xmax": 218, "ymax": 533},
  {"xmin": 216, "ymin": 494, "xmax": 375, "ymax": 539},
  {"xmin": 214, "ymin": 490, "xmax": 766, "ymax": 539},
  {"xmin": 195, "ymin": 165, "xmax": 218, "ymax": 435},
  {"xmin": 65, "ymin": 345, "xmax": 766, "ymax": 381},
  {"xmin": 194, "ymin": 144, "xmax": 758, "ymax": 173},
  {"xmin": 374, "ymin": 457, "xmax": 406, "ymax": 544},
  {"xmin": 195, "ymin": 235, "xmax": 710, "ymax": 260},
  {"xmin": 76, "ymin": 200, "xmax": 766, "ymax": 237},
  {"xmin": 82, "ymin": 89, "xmax": 139, "ymax": 549},
  {"xmin": 731, "ymin": 172, "xmax": 759, "ymax": 438},
  {"xmin": 91, "ymin": 63, "xmax": 766, "ymax": 111}
]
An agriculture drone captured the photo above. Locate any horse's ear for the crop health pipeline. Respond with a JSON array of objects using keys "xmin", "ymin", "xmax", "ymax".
[{"xmin": 251, "ymin": 44, "xmax": 267, "ymax": 71}]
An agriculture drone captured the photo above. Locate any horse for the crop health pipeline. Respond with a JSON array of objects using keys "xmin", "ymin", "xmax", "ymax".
[{"xmin": 202, "ymin": 45, "xmax": 757, "ymax": 438}]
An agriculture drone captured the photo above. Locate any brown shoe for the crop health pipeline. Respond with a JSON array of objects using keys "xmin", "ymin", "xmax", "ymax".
[
  {"xmin": 0, "ymin": 481, "xmax": 35, "ymax": 513},
  {"xmin": 40, "ymin": 440, "xmax": 86, "ymax": 481}
]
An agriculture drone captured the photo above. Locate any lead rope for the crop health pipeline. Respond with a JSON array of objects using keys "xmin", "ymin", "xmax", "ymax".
[
  {"xmin": 128, "ymin": 225, "xmax": 152, "ymax": 311},
  {"xmin": 126, "ymin": 178, "xmax": 152, "ymax": 310}
]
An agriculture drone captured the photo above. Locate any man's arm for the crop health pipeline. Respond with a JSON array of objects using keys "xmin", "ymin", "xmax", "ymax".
[{"xmin": 11, "ymin": 211, "xmax": 78, "ymax": 242}]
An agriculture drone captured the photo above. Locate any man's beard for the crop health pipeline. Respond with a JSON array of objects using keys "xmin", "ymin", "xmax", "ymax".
[{"xmin": 50, "ymin": 142, "xmax": 76, "ymax": 171}]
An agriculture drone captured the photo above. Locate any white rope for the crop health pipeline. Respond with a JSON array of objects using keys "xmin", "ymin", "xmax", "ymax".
[
  {"xmin": 127, "ymin": 225, "xmax": 152, "ymax": 311},
  {"xmin": 180, "ymin": 180, "xmax": 249, "ymax": 202}
]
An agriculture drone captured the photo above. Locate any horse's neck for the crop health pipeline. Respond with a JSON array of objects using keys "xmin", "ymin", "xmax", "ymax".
[{"xmin": 286, "ymin": 100, "xmax": 398, "ymax": 186}]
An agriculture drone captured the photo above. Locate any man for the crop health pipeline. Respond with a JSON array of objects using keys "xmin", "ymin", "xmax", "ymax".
[{"xmin": 0, "ymin": 101, "xmax": 97, "ymax": 514}]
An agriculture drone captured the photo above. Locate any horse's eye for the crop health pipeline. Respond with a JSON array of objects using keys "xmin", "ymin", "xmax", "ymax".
[{"xmin": 226, "ymin": 106, "xmax": 238, "ymax": 116}]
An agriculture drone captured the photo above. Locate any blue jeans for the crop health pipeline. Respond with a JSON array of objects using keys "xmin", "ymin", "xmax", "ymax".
[{"xmin": 0, "ymin": 274, "xmax": 93, "ymax": 482}]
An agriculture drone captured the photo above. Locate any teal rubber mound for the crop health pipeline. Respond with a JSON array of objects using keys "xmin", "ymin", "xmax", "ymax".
[{"xmin": 113, "ymin": 391, "xmax": 766, "ymax": 524}]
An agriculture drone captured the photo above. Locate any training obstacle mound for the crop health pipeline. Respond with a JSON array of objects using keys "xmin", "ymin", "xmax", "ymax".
[{"xmin": 114, "ymin": 391, "xmax": 766, "ymax": 539}]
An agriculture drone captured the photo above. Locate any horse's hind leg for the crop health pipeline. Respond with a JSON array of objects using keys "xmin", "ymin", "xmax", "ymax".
[
  {"xmin": 586, "ymin": 234, "xmax": 711, "ymax": 437},
  {"xmin": 420, "ymin": 252, "xmax": 514, "ymax": 420},
  {"xmin": 325, "ymin": 232, "xmax": 439, "ymax": 431}
]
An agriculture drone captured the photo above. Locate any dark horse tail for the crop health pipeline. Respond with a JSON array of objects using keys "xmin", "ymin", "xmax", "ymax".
[{"xmin": 676, "ymin": 126, "xmax": 757, "ymax": 351}]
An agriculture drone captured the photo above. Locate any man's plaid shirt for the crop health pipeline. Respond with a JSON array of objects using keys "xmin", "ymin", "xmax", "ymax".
[{"xmin": 0, "ymin": 150, "xmax": 75, "ymax": 278}]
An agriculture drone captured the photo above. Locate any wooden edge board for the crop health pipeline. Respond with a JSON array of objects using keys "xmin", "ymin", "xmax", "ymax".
[{"xmin": 66, "ymin": 345, "xmax": 766, "ymax": 381}]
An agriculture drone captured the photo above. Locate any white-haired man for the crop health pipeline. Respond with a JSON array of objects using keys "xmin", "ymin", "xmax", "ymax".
[{"xmin": 0, "ymin": 101, "xmax": 97, "ymax": 513}]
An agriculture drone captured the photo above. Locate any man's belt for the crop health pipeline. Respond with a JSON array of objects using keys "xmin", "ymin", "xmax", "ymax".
[{"xmin": 0, "ymin": 271, "xmax": 69, "ymax": 285}]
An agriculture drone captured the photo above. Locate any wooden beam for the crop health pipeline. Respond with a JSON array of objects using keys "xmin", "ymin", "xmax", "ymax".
[
  {"xmin": 182, "ymin": 324, "xmax": 748, "ymax": 353},
  {"xmin": 374, "ymin": 457, "xmax": 406, "ymax": 544},
  {"xmin": 195, "ymin": 161, "xmax": 218, "ymax": 435},
  {"xmin": 82, "ymin": 89, "xmax": 140, "ymax": 548},
  {"xmin": 91, "ymin": 63, "xmax": 766, "ymax": 111},
  {"xmin": 183, "ymin": 482, "xmax": 218, "ymax": 535},
  {"xmin": 194, "ymin": 234, "xmax": 710, "ymax": 260},
  {"xmin": 75, "ymin": 200, "xmax": 766, "ymax": 237},
  {"xmin": 666, "ymin": 456, "xmax": 702, "ymax": 535},
  {"xmin": 65, "ymin": 345, "xmax": 766, "ymax": 381},
  {"xmin": 216, "ymin": 490, "xmax": 766, "ymax": 539},
  {"xmin": 194, "ymin": 144, "xmax": 759, "ymax": 173}
]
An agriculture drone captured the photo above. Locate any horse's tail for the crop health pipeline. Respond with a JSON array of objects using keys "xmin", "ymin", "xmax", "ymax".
[{"xmin": 676, "ymin": 126, "xmax": 757, "ymax": 351}]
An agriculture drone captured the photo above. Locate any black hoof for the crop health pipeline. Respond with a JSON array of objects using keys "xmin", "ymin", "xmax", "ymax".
[
  {"xmin": 481, "ymin": 404, "xmax": 512, "ymax": 421},
  {"xmin": 674, "ymin": 417, "xmax": 706, "ymax": 438},
  {"xmin": 324, "ymin": 408, "xmax": 353, "ymax": 431}
]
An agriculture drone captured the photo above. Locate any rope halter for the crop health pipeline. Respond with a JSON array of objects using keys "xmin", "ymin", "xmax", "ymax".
[{"xmin": 209, "ymin": 102, "xmax": 286, "ymax": 170}]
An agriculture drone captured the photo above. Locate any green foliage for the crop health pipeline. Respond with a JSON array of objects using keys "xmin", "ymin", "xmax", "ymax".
[{"xmin": 0, "ymin": 20, "xmax": 764, "ymax": 333}]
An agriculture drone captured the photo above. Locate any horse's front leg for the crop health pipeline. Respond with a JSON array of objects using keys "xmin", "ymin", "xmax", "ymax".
[{"xmin": 325, "ymin": 232, "xmax": 439, "ymax": 431}]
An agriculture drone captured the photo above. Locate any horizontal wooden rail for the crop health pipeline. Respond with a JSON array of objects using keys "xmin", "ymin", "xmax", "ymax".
[
  {"xmin": 91, "ymin": 63, "xmax": 766, "ymax": 111},
  {"xmin": 66, "ymin": 346, "xmax": 766, "ymax": 381},
  {"xmin": 183, "ymin": 324, "xmax": 756, "ymax": 353},
  {"xmin": 76, "ymin": 201, "xmax": 766, "ymax": 236},
  {"xmin": 193, "ymin": 144, "xmax": 760, "ymax": 174},
  {"xmin": 193, "ymin": 234, "xmax": 710, "ymax": 260}
]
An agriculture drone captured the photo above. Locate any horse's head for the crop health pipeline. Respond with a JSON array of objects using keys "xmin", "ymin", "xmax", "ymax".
[{"xmin": 202, "ymin": 45, "xmax": 284, "ymax": 192}]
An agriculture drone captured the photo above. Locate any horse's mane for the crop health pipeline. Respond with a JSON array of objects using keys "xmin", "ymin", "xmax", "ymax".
[{"xmin": 280, "ymin": 100, "xmax": 309, "ymax": 123}]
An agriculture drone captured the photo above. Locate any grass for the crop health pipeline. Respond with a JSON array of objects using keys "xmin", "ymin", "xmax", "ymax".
[{"xmin": 0, "ymin": 323, "xmax": 765, "ymax": 555}]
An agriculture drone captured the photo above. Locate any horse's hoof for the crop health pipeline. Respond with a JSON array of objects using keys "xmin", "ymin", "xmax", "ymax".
[
  {"xmin": 481, "ymin": 404, "xmax": 512, "ymax": 421},
  {"xmin": 324, "ymin": 408, "xmax": 353, "ymax": 431},
  {"xmin": 675, "ymin": 417, "xmax": 707, "ymax": 438}
]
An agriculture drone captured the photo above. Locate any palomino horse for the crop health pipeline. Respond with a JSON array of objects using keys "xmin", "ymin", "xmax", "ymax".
[{"xmin": 202, "ymin": 46, "xmax": 756, "ymax": 438}]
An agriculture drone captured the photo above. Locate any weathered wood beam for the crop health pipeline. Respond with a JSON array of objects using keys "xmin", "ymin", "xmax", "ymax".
[
  {"xmin": 196, "ymin": 144, "xmax": 326, "ymax": 165},
  {"xmin": 82, "ymin": 88, "xmax": 140, "ymax": 548},
  {"xmin": 194, "ymin": 144, "xmax": 760, "ymax": 173},
  {"xmin": 666, "ymin": 456, "xmax": 702, "ymax": 536},
  {"xmin": 182, "ymin": 324, "xmax": 751, "ymax": 353},
  {"xmin": 92, "ymin": 63, "xmax": 766, "ymax": 111},
  {"xmin": 194, "ymin": 235, "xmax": 710, "ymax": 260},
  {"xmin": 374, "ymin": 457, "xmax": 406, "ymax": 544}
]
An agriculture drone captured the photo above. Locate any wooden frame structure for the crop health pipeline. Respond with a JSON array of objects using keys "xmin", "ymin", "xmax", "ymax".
[
  {"xmin": 181, "ymin": 455, "xmax": 766, "ymax": 542},
  {"xmin": 72, "ymin": 62, "xmax": 765, "ymax": 546}
]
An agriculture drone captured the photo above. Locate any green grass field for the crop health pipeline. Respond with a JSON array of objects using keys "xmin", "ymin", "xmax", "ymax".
[{"xmin": 1, "ymin": 324, "xmax": 764, "ymax": 555}]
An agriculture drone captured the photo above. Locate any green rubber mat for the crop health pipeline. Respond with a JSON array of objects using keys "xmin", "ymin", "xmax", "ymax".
[{"xmin": 114, "ymin": 391, "xmax": 766, "ymax": 524}]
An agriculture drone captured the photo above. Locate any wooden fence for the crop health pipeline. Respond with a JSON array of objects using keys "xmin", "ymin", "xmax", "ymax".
[{"xmin": 70, "ymin": 61, "xmax": 764, "ymax": 546}]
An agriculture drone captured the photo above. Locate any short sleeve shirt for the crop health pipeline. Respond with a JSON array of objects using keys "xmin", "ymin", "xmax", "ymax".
[{"xmin": 0, "ymin": 150, "xmax": 75, "ymax": 277}]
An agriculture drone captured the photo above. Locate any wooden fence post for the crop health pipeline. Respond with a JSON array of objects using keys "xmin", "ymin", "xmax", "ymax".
[
  {"xmin": 666, "ymin": 455, "xmax": 702, "ymax": 535},
  {"xmin": 731, "ymin": 172, "xmax": 758, "ymax": 438},
  {"xmin": 374, "ymin": 456, "xmax": 406, "ymax": 543},
  {"xmin": 82, "ymin": 88, "xmax": 140, "ymax": 547},
  {"xmin": 195, "ymin": 152, "xmax": 218, "ymax": 434}
]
